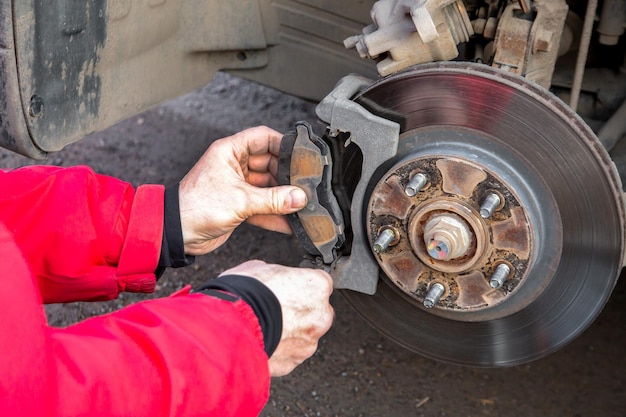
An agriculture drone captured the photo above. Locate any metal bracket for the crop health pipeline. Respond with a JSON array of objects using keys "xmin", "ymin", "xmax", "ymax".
[{"xmin": 316, "ymin": 75, "xmax": 400, "ymax": 294}]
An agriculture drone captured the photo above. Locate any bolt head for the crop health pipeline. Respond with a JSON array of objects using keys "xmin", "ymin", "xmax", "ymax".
[
  {"xmin": 28, "ymin": 95, "xmax": 44, "ymax": 118},
  {"xmin": 427, "ymin": 237, "xmax": 450, "ymax": 260},
  {"xmin": 423, "ymin": 214, "xmax": 472, "ymax": 260}
]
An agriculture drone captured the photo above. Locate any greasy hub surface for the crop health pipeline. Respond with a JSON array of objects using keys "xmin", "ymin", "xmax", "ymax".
[
  {"xmin": 344, "ymin": 62, "xmax": 625, "ymax": 366},
  {"xmin": 367, "ymin": 155, "xmax": 533, "ymax": 317}
]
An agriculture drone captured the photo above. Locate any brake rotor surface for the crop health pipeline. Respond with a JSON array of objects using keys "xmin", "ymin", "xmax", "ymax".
[{"xmin": 341, "ymin": 62, "xmax": 625, "ymax": 366}]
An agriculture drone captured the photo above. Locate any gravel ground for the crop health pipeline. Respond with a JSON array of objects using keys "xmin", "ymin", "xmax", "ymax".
[{"xmin": 3, "ymin": 72, "xmax": 625, "ymax": 416}]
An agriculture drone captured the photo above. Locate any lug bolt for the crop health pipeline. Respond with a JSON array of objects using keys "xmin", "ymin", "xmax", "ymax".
[
  {"xmin": 489, "ymin": 263, "xmax": 511, "ymax": 289},
  {"xmin": 373, "ymin": 228, "xmax": 396, "ymax": 253},
  {"xmin": 405, "ymin": 173, "xmax": 427, "ymax": 197},
  {"xmin": 423, "ymin": 283, "xmax": 445, "ymax": 308},
  {"xmin": 480, "ymin": 193, "xmax": 501, "ymax": 219}
]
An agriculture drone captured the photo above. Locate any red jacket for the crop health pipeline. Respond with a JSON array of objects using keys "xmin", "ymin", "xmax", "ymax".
[{"xmin": 0, "ymin": 165, "xmax": 270, "ymax": 416}]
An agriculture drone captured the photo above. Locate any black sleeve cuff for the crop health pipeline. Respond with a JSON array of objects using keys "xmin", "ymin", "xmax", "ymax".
[
  {"xmin": 196, "ymin": 275, "xmax": 283, "ymax": 357},
  {"xmin": 156, "ymin": 184, "xmax": 195, "ymax": 278}
]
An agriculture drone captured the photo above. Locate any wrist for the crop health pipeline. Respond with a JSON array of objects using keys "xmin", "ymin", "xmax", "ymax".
[
  {"xmin": 196, "ymin": 275, "xmax": 283, "ymax": 357},
  {"xmin": 156, "ymin": 185, "xmax": 195, "ymax": 276}
]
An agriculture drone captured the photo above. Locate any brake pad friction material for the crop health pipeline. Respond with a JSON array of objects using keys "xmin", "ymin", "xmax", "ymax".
[{"xmin": 278, "ymin": 122, "xmax": 345, "ymax": 263}]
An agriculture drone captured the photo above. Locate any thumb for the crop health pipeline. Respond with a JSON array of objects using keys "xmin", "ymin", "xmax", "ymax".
[{"xmin": 243, "ymin": 185, "xmax": 308, "ymax": 217}]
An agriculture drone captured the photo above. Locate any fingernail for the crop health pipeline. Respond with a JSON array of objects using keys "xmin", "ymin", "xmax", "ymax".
[{"xmin": 289, "ymin": 188, "xmax": 307, "ymax": 210}]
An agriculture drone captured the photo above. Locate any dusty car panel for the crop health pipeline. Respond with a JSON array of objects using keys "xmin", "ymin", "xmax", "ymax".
[{"xmin": 2, "ymin": 0, "xmax": 377, "ymax": 158}]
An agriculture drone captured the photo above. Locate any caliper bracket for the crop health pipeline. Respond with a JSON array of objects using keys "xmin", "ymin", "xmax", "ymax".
[{"xmin": 279, "ymin": 75, "xmax": 401, "ymax": 294}]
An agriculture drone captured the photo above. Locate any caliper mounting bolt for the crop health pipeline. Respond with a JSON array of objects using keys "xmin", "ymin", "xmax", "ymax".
[
  {"xmin": 489, "ymin": 263, "xmax": 511, "ymax": 289},
  {"xmin": 405, "ymin": 173, "xmax": 428, "ymax": 197},
  {"xmin": 373, "ymin": 228, "xmax": 397, "ymax": 253},
  {"xmin": 423, "ymin": 283, "xmax": 445, "ymax": 308},
  {"xmin": 480, "ymin": 192, "xmax": 502, "ymax": 219}
]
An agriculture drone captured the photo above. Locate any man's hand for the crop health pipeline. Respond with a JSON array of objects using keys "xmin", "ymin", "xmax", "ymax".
[
  {"xmin": 179, "ymin": 126, "xmax": 308, "ymax": 255},
  {"xmin": 220, "ymin": 260, "xmax": 334, "ymax": 377}
]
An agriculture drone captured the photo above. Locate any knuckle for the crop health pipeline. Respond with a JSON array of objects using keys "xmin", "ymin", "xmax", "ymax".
[
  {"xmin": 318, "ymin": 275, "xmax": 334, "ymax": 297},
  {"xmin": 244, "ymin": 259, "xmax": 266, "ymax": 268},
  {"xmin": 210, "ymin": 137, "xmax": 230, "ymax": 152},
  {"xmin": 260, "ymin": 188, "xmax": 284, "ymax": 214},
  {"xmin": 317, "ymin": 307, "xmax": 334, "ymax": 334},
  {"xmin": 302, "ymin": 342, "xmax": 319, "ymax": 359},
  {"xmin": 323, "ymin": 274, "xmax": 334, "ymax": 295},
  {"xmin": 307, "ymin": 270, "xmax": 334, "ymax": 295},
  {"xmin": 273, "ymin": 189, "xmax": 288, "ymax": 213}
]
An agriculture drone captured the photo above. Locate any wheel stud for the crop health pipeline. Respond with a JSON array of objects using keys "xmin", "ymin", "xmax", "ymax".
[
  {"xmin": 423, "ymin": 283, "xmax": 445, "ymax": 308},
  {"xmin": 480, "ymin": 193, "xmax": 501, "ymax": 219},
  {"xmin": 405, "ymin": 173, "xmax": 427, "ymax": 197},
  {"xmin": 373, "ymin": 228, "xmax": 396, "ymax": 253},
  {"xmin": 489, "ymin": 263, "xmax": 511, "ymax": 289}
]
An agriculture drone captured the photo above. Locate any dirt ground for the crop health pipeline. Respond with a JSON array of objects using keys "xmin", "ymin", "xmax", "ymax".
[{"xmin": 3, "ymin": 72, "xmax": 625, "ymax": 417}]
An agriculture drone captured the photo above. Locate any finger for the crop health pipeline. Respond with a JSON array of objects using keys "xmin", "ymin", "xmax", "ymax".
[
  {"xmin": 219, "ymin": 259, "xmax": 267, "ymax": 276},
  {"xmin": 248, "ymin": 153, "xmax": 278, "ymax": 174},
  {"xmin": 246, "ymin": 214, "xmax": 293, "ymax": 234},
  {"xmin": 242, "ymin": 184, "xmax": 308, "ymax": 217},
  {"xmin": 247, "ymin": 171, "xmax": 279, "ymax": 188},
  {"xmin": 234, "ymin": 126, "xmax": 283, "ymax": 157},
  {"xmin": 268, "ymin": 155, "xmax": 279, "ymax": 178},
  {"xmin": 279, "ymin": 338, "xmax": 318, "ymax": 361},
  {"xmin": 321, "ymin": 304, "xmax": 335, "ymax": 334},
  {"xmin": 269, "ymin": 359, "xmax": 297, "ymax": 377}
]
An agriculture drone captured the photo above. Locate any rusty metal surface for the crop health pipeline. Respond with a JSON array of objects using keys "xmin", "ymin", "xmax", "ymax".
[
  {"xmin": 278, "ymin": 122, "xmax": 344, "ymax": 264},
  {"xmin": 492, "ymin": 4, "xmax": 533, "ymax": 74},
  {"xmin": 367, "ymin": 155, "xmax": 534, "ymax": 318},
  {"xmin": 467, "ymin": 1, "xmax": 568, "ymax": 88},
  {"xmin": 342, "ymin": 62, "xmax": 624, "ymax": 366},
  {"xmin": 343, "ymin": 0, "xmax": 473, "ymax": 76}
]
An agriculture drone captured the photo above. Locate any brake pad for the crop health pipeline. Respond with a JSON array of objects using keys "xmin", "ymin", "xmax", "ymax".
[{"xmin": 278, "ymin": 122, "xmax": 345, "ymax": 264}]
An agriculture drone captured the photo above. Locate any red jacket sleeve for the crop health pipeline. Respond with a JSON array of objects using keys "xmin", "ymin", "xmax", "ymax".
[
  {"xmin": 0, "ymin": 225, "xmax": 270, "ymax": 416},
  {"xmin": 49, "ymin": 291, "xmax": 270, "ymax": 416},
  {"xmin": 0, "ymin": 165, "xmax": 162, "ymax": 303}
]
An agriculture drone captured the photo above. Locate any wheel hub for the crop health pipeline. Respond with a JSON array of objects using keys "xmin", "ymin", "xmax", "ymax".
[{"xmin": 367, "ymin": 155, "xmax": 533, "ymax": 315}]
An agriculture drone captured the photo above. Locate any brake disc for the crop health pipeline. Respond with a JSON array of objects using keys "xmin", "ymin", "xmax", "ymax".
[{"xmin": 286, "ymin": 62, "xmax": 625, "ymax": 367}]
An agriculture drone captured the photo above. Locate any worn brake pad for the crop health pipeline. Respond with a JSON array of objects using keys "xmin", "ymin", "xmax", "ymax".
[{"xmin": 278, "ymin": 122, "xmax": 345, "ymax": 264}]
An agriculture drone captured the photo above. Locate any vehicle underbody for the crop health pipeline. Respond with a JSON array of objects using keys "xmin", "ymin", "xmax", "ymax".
[{"xmin": 2, "ymin": 0, "xmax": 625, "ymax": 367}]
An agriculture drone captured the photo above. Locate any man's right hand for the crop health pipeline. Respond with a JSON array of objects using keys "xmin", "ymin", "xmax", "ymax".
[
  {"xmin": 178, "ymin": 126, "xmax": 308, "ymax": 256},
  {"xmin": 219, "ymin": 260, "xmax": 334, "ymax": 376}
]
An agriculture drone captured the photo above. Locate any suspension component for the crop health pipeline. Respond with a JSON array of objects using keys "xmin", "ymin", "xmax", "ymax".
[{"xmin": 344, "ymin": 0, "xmax": 473, "ymax": 76}]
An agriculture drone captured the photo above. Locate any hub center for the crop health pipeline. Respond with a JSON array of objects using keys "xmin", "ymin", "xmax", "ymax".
[{"xmin": 423, "ymin": 213, "xmax": 472, "ymax": 261}]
